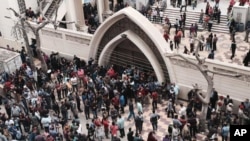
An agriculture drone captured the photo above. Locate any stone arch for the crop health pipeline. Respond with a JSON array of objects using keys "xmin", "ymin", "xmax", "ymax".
[
  {"xmin": 98, "ymin": 30, "xmax": 165, "ymax": 82},
  {"xmin": 89, "ymin": 7, "xmax": 172, "ymax": 83}
]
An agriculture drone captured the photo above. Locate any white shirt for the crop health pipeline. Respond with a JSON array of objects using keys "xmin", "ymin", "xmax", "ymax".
[
  {"xmin": 179, "ymin": 106, "xmax": 187, "ymax": 116},
  {"xmin": 182, "ymin": 0, "xmax": 186, "ymax": 6},
  {"xmin": 153, "ymin": 9, "xmax": 157, "ymax": 16},
  {"xmin": 160, "ymin": 11, "xmax": 164, "ymax": 17},
  {"xmin": 41, "ymin": 116, "xmax": 52, "ymax": 127},
  {"xmin": 71, "ymin": 77, "xmax": 77, "ymax": 85}
]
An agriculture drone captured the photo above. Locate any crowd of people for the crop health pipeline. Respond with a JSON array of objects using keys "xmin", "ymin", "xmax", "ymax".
[
  {"xmin": 1, "ymin": 45, "xmax": 250, "ymax": 141},
  {"xmin": 1, "ymin": 1, "xmax": 250, "ymax": 141}
]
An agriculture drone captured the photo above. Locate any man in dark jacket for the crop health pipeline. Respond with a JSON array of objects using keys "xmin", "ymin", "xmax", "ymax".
[
  {"xmin": 230, "ymin": 41, "xmax": 237, "ymax": 60},
  {"xmin": 127, "ymin": 128, "xmax": 134, "ymax": 141}
]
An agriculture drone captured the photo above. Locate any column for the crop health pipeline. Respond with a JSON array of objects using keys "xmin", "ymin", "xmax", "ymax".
[
  {"xmin": 96, "ymin": 0, "xmax": 104, "ymax": 23},
  {"xmin": 104, "ymin": 0, "xmax": 112, "ymax": 13},
  {"xmin": 103, "ymin": 0, "xmax": 113, "ymax": 21},
  {"xmin": 66, "ymin": 0, "xmax": 86, "ymax": 31},
  {"xmin": 113, "ymin": 0, "xmax": 117, "ymax": 11}
]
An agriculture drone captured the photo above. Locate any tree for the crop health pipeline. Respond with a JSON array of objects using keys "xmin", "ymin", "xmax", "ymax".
[
  {"xmin": 7, "ymin": 0, "xmax": 74, "ymax": 72},
  {"xmin": 166, "ymin": 36, "xmax": 240, "ymax": 131}
]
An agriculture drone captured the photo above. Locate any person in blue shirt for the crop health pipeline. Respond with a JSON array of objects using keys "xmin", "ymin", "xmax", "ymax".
[
  {"xmin": 221, "ymin": 123, "xmax": 230, "ymax": 141},
  {"xmin": 119, "ymin": 94, "xmax": 125, "ymax": 114}
]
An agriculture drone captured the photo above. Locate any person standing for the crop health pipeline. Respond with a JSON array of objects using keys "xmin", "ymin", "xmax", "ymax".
[
  {"xmin": 151, "ymin": 90, "xmax": 158, "ymax": 110},
  {"xmin": 183, "ymin": 12, "xmax": 186, "ymax": 26},
  {"xmin": 127, "ymin": 100, "xmax": 135, "ymax": 121},
  {"xmin": 170, "ymin": 41, "xmax": 174, "ymax": 51},
  {"xmin": 199, "ymin": 9, "xmax": 204, "ymax": 24},
  {"xmin": 127, "ymin": 128, "xmax": 134, "ymax": 141},
  {"xmin": 189, "ymin": 37, "xmax": 194, "ymax": 53},
  {"xmin": 212, "ymin": 34, "xmax": 218, "ymax": 51},
  {"xmin": 217, "ymin": 8, "xmax": 221, "ymax": 23},
  {"xmin": 230, "ymin": 41, "xmax": 237, "ymax": 60},
  {"xmin": 221, "ymin": 123, "xmax": 230, "ymax": 141},
  {"xmin": 117, "ymin": 115, "xmax": 125, "ymax": 138},
  {"xmin": 110, "ymin": 122, "xmax": 119, "ymax": 140},
  {"xmin": 187, "ymin": 115, "xmax": 197, "ymax": 139},
  {"xmin": 150, "ymin": 110, "xmax": 160, "ymax": 131},
  {"xmin": 135, "ymin": 112, "xmax": 143, "ymax": 134},
  {"xmin": 180, "ymin": 0, "xmax": 187, "ymax": 12},
  {"xmin": 244, "ymin": 26, "xmax": 250, "ymax": 42},
  {"xmin": 137, "ymin": 100, "xmax": 143, "ymax": 114},
  {"xmin": 159, "ymin": 10, "xmax": 164, "ymax": 23},
  {"xmin": 243, "ymin": 49, "xmax": 250, "ymax": 66},
  {"xmin": 102, "ymin": 117, "xmax": 110, "ymax": 139}
]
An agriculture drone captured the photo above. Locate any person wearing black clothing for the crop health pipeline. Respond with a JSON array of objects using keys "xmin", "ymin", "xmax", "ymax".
[
  {"xmin": 52, "ymin": 102, "xmax": 60, "ymax": 117},
  {"xmin": 217, "ymin": 9, "xmax": 221, "ymax": 23},
  {"xmin": 244, "ymin": 26, "xmax": 250, "ymax": 42},
  {"xmin": 224, "ymin": 95, "xmax": 233, "ymax": 106},
  {"xmin": 188, "ymin": 115, "xmax": 197, "ymax": 138},
  {"xmin": 127, "ymin": 128, "xmax": 134, "ymax": 141},
  {"xmin": 210, "ymin": 88, "xmax": 218, "ymax": 109},
  {"xmin": 76, "ymin": 94, "xmax": 83, "ymax": 112},
  {"xmin": 84, "ymin": 99, "xmax": 90, "ymax": 120},
  {"xmin": 183, "ymin": 12, "xmax": 186, "ymax": 26},
  {"xmin": 243, "ymin": 50, "xmax": 250, "ymax": 66},
  {"xmin": 230, "ymin": 41, "xmax": 237, "ymax": 60},
  {"xmin": 20, "ymin": 46, "xmax": 26, "ymax": 63}
]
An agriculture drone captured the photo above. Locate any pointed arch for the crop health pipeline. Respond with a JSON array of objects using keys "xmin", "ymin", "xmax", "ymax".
[
  {"xmin": 98, "ymin": 30, "xmax": 165, "ymax": 83},
  {"xmin": 88, "ymin": 6, "xmax": 174, "ymax": 83}
]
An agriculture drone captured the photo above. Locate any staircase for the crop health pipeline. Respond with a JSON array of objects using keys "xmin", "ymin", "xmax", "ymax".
[
  {"xmin": 163, "ymin": 8, "xmax": 229, "ymax": 33},
  {"xmin": 44, "ymin": 0, "xmax": 61, "ymax": 19}
]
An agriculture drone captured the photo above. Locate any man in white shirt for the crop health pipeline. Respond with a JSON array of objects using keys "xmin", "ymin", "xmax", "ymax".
[
  {"xmin": 137, "ymin": 101, "xmax": 143, "ymax": 114},
  {"xmin": 152, "ymin": 9, "xmax": 157, "ymax": 22},
  {"xmin": 178, "ymin": 103, "xmax": 187, "ymax": 117},
  {"xmin": 70, "ymin": 75, "xmax": 78, "ymax": 92},
  {"xmin": 41, "ymin": 114, "xmax": 52, "ymax": 132},
  {"xmin": 180, "ymin": 0, "xmax": 187, "ymax": 12},
  {"xmin": 159, "ymin": 10, "xmax": 164, "ymax": 23}
]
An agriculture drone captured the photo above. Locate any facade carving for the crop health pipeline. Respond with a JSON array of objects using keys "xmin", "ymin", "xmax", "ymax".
[
  {"xmin": 65, "ymin": 35, "xmax": 90, "ymax": 45},
  {"xmin": 213, "ymin": 67, "xmax": 250, "ymax": 82},
  {"xmin": 41, "ymin": 29, "xmax": 63, "ymax": 39},
  {"xmin": 170, "ymin": 58, "xmax": 207, "ymax": 70},
  {"xmin": 170, "ymin": 57, "xmax": 250, "ymax": 82}
]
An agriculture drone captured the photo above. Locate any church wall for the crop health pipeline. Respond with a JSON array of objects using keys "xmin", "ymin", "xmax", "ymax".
[
  {"xmin": 166, "ymin": 55, "xmax": 250, "ymax": 112},
  {"xmin": 38, "ymin": 26, "xmax": 93, "ymax": 60}
]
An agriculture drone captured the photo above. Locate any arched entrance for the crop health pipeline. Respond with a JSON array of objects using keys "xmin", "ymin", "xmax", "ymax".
[{"xmin": 89, "ymin": 7, "xmax": 172, "ymax": 83}]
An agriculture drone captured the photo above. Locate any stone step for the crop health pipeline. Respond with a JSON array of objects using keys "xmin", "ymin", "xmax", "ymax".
[{"xmin": 163, "ymin": 8, "xmax": 229, "ymax": 33}]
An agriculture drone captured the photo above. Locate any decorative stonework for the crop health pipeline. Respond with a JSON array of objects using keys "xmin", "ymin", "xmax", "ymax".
[
  {"xmin": 41, "ymin": 30, "xmax": 63, "ymax": 39},
  {"xmin": 65, "ymin": 35, "xmax": 90, "ymax": 45},
  {"xmin": 97, "ymin": 17, "xmax": 170, "ymax": 81},
  {"xmin": 213, "ymin": 67, "xmax": 250, "ymax": 82},
  {"xmin": 170, "ymin": 58, "xmax": 208, "ymax": 70}
]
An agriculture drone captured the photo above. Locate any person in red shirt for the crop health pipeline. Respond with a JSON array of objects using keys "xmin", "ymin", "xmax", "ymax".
[
  {"xmin": 110, "ymin": 122, "xmax": 119, "ymax": 139},
  {"xmin": 163, "ymin": 31, "xmax": 169, "ymax": 42},
  {"xmin": 151, "ymin": 90, "xmax": 158, "ymax": 110},
  {"xmin": 102, "ymin": 117, "xmax": 110, "ymax": 139},
  {"xmin": 112, "ymin": 95, "xmax": 120, "ymax": 112}
]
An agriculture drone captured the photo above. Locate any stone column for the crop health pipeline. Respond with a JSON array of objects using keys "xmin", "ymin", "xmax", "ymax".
[
  {"xmin": 96, "ymin": 0, "xmax": 104, "ymax": 23},
  {"xmin": 103, "ymin": 0, "xmax": 113, "ymax": 21},
  {"xmin": 66, "ymin": 0, "xmax": 86, "ymax": 31},
  {"xmin": 113, "ymin": 0, "xmax": 117, "ymax": 11}
]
